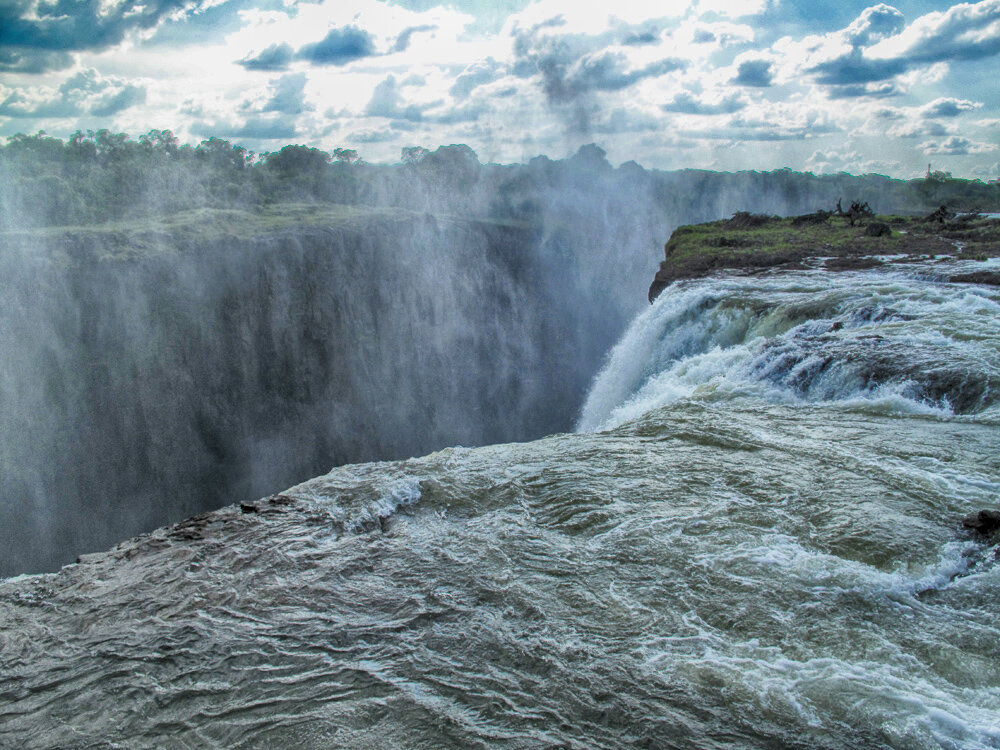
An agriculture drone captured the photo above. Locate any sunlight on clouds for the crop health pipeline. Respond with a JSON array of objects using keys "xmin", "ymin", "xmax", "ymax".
[
  {"xmin": 695, "ymin": 0, "xmax": 766, "ymax": 18},
  {"xmin": 506, "ymin": 0, "xmax": 689, "ymax": 35},
  {"xmin": 0, "ymin": 0, "xmax": 997, "ymax": 175}
]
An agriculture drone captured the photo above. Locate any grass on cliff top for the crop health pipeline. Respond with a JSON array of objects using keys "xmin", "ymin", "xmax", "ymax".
[
  {"xmin": 3, "ymin": 204, "xmax": 413, "ymax": 242},
  {"xmin": 663, "ymin": 213, "xmax": 1000, "ymax": 269},
  {"xmin": 0, "ymin": 203, "xmax": 537, "ymax": 263}
]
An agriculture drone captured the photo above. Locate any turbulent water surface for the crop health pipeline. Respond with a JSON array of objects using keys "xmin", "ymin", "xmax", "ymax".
[{"xmin": 1, "ymin": 260, "xmax": 999, "ymax": 749}]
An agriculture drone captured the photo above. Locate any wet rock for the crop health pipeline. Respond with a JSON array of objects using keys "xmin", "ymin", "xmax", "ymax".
[
  {"xmin": 925, "ymin": 205, "xmax": 953, "ymax": 223},
  {"xmin": 726, "ymin": 212, "xmax": 774, "ymax": 229},
  {"xmin": 949, "ymin": 270, "xmax": 1000, "ymax": 287},
  {"xmin": 962, "ymin": 509, "xmax": 1000, "ymax": 537},
  {"xmin": 791, "ymin": 210, "xmax": 832, "ymax": 226},
  {"xmin": 824, "ymin": 256, "xmax": 883, "ymax": 271}
]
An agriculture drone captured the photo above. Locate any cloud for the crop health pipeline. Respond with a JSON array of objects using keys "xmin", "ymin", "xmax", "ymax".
[
  {"xmin": 366, "ymin": 75, "xmax": 427, "ymax": 122},
  {"xmin": 890, "ymin": 120, "xmax": 951, "ymax": 138},
  {"xmin": 0, "ymin": 68, "xmax": 146, "ymax": 118},
  {"xmin": 807, "ymin": 147, "xmax": 901, "ymax": 175},
  {"xmin": 685, "ymin": 109, "xmax": 842, "ymax": 142},
  {"xmin": 511, "ymin": 21, "xmax": 685, "ymax": 132},
  {"xmin": 806, "ymin": 148, "xmax": 864, "ymax": 173},
  {"xmin": 662, "ymin": 92, "xmax": 745, "ymax": 115},
  {"xmin": 970, "ymin": 161, "xmax": 1000, "ymax": 178},
  {"xmin": 732, "ymin": 58, "xmax": 773, "ymax": 87},
  {"xmin": 921, "ymin": 97, "xmax": 981, "ymax": 118},
  {"xmin": 0, "ymin": 0, "xmax": 201, "ymax": 73},
  {"xmin": 297, "ymin": 26, "xmax": 377, "ymax": 66},
  {"xmin": 262, "ymin": 73, "xmax": 311, "ymax": 115},
  {"xmin": 450, "ymin": 58, "xmax": 504, "ymax": 99},
  {"xmin": 873, "ymin": 107, "xmax": 903, "ymax": 120},
  {"xmin": 802, "ymin": 0, "xmax": 1000, "ymax": 87},
  {"xmin": 90, "ymin": 84, "xmax": 147, "ymax": 116},
  {"xmin": 0, "ymin": 90, "xmax": 77, "ymax": 118},
  {"xmin": 430, "ymin": 101, "xmax": 490, "ymax": 124},
  {"xmin": 194, "ymin": 115, "xmax": 297, "ymax": 141},
  {"xmin": 806, "ymin": 53, "xmax": 906, "ymax": 86},
  {"xmin": 589, "ymin": 107, "xmax": 663, "ymax": 133},
  {"xmin": 826, "ymin": 82, "xmax": 898, "ymax": 98},
  {"xmin": 514, "ymin": 26, "xmax": 685, "ymax": 102},
  {"xmin": 238, "ymin": 43, "xmax": 294, "ymax": 72},
  {"xmin": 844, "ymin": 4, "xmax": 906, "ymax": 46},
  {"xmin": 622, "ymin": 30, "xmax": 660, "ymax": 46},
  {"xmin": 0, "ymin": 48, "xmax": 73, "ymax": 74},
  {"xmin": 920, "ymin": 135, "xmax": 997, "ymax": 155},
  {"xmin": 146, "ymin": 0, "xmax": 265, "ymax": 48},
  {"xmin": 391, "ymin": 25, "xmax": 436, "ymax": 53},
  {"xmin": 349, "ymin": 128, "xmax": 398, "ymax": 143}
]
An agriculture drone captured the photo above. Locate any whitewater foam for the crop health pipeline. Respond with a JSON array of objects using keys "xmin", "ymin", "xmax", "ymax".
[{"xmin": 578, "ymin": 266, "xmax": 999, "ymax": 431}]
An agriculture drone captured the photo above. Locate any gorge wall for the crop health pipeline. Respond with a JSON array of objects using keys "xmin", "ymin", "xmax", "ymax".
[
  {"xmin": 0, "ymin": 212, "xmax": 629, "ymax": 575},
  {"xmin": 4, "ymin": 145, "xmax": 996, "ymax": 576}
]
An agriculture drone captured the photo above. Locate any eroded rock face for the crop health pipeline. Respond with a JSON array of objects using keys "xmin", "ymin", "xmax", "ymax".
[{"xmin": 0, "ymin": 216, "xmax": 627, "ymax": 576}]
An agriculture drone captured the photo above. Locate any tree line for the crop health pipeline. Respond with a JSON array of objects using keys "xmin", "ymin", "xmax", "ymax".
[{"xmin": 1, "ymin": 129, "xmax": 997, "ymax": 229}]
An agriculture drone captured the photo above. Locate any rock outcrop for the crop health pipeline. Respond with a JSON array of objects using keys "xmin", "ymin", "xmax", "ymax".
[{"xmin": 649, "ymin": 211, "xmax": 1000, "ymax": 303}]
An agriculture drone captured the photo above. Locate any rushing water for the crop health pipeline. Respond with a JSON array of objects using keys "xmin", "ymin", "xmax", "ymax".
[{"xmin": 1, "ymin": 260, "xmax": 999, "ymax": 749}]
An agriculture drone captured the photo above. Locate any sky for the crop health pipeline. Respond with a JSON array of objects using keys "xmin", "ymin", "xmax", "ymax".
[{"xmin": 0, "ymin": 0, "xmax": 998, "ymax": 177}]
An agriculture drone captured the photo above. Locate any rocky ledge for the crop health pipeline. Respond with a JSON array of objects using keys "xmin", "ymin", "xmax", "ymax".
[{"xmin": 649, "ymin": 207, "xmax": 1000, "ymax": 302}]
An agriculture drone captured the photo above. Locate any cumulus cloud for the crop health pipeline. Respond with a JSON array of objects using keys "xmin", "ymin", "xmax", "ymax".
[
  {"xmin": 366, "ymin": 75, "xmax": 427, "ymax": 122},
  {"xmin": 806, "ymin": 148, "xmax": 865, "ymax": 173},
  {"xmin": 391, "ymin": 25, "xmax": 436, "ymax": 53},
  {"xmin": 238, "ymin": 43, "xmax": 294, "ymax": 72},
  {"xmin": 970, "ymin": 161, "xmax": 1000, "ymax": 178},
  {"xmin": 921, "ymin": 97, "xmax": 981, "ymax": 118},
  {"xmin": 873, "ymin": 107, "xmax": 903, "ymax": 119},
  {"xmin": 146, "ymin": 0, "xmax": 256, "ymax": 48},
  {"xmin": 890, "ymin": 120, "xmax": 951, "ymax": 138},
  {"xmin": 450, "ymin": 58, "xmax": 505, "ymax": 99},
  {"xmin": 622, "ymin": 29, "xmax": 660, "ymax": 46},
  {"xmin": 663, "ymin": 92, "xmax": 745, "ymax": 115},
  {"xmin": 844, "ymin": 4, "xmax": 906, "ymax": 46},
  {"xmin": 0, "ymin": 68, "xmax": 146, "ymax": 118},
  {"xmin": 732, "ymin": 58, "xmax": 773, "ymax": 87},
  {"xmin": 0, "ymin": 0, "xmax": 202, "ymax": 73},
  {"xmin": 687, "ymin": 107, "xmax": 842, "ymax": 142},
  {"xmin": 194, "ymin": 115, "xmax": 297, "ymax": 140},
  {"xmin": 511, "ymin": 20, "xmax": 685, "ymax": 132},
  {"xmin": 589, "ymin": 107, "xmax": 663, "ymax": 133},
  {"xmin": 262, "ymin": 73, "xmax": 312, "ymax": 115},
  {"xmin": 0, "ymin": 48, "xmax": 73, "ymax": 74},
  {"xmin": 826, "ymin": 82, "xmax": 898, "ymax": 98},
  {"xmin": 90, "ymin": 84, "xmax": 147, "ymax": 116},
  {"xmin": 349, "ymin": 127, "xmax": 398, "ymax": 143},
  {"xmin": 921, "ymin": 135, "xmax": 997, "ymax": 155},
  {"xmin": 297, "ymin": 26, "xmax": 376, "ymax": 66},
  {"xmin": 800, "ymin": 0, "xmax": 1000, "ymax": 88}
]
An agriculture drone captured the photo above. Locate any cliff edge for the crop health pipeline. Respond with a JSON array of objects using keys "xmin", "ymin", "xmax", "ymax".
[{"xmin": 649, "ymin": 209, "xmax": 1000, "ymax": 302}]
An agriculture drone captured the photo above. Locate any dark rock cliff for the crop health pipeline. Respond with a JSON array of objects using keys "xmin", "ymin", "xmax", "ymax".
[{"xmin": 0, "ymin": 213, "xmax": 625, "ymax": 575}]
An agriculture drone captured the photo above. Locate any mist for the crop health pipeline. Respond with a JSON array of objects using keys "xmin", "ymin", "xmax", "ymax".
[{"xmin": 2, "ymin": 132, "xmax": 993, "ymax": 576}]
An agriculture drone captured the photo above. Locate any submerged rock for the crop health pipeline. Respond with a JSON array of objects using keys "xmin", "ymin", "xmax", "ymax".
[
  {"xmin": 949, "ymin": 270, "xmax": 1000, "ymax": 287},
  {"xmin": 962, "ymin": 509, "xmax": 1000, "ymax": 538}
]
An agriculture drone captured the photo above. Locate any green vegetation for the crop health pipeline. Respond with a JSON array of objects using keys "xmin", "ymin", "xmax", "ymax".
[
  {"xmin": 2, "ymin": 129, "xmax": 999, "ymax": 233},
  {"xmin": 649, "ymin": 210, "xmax": 1000, "ymax": 300}
]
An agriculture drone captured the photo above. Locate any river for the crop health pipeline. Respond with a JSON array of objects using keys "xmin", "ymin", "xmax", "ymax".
[{"xmin": 1, "ymin": 258, "xmax": 998, "ymax": 749}]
